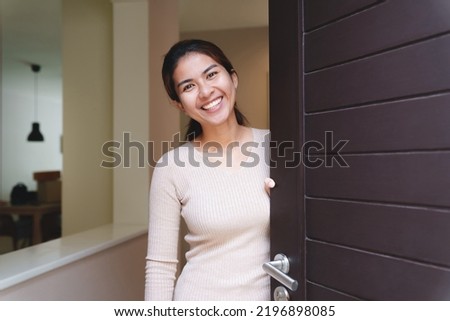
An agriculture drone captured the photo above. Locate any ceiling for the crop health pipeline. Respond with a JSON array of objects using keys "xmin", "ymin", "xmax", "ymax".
[
  {"xmin": 1, "ymin": 0, "xmax": 62, "ymax": 99},
  {"xmin": 179, "ymin": 0, "xmax": 268, "ymax": 32},
  {"xmin": 1, "ymin": 0, "xmax": 268, "ymax": 100}
]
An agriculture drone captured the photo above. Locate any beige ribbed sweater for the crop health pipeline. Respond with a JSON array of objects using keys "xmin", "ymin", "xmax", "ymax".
[{"xmin": 145, "ymin": 128, "xmax": 270, "ymax": 301}]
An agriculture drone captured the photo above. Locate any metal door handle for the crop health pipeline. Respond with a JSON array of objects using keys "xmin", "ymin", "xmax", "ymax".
[{"xmin": 263, "ymin": 253, "xmax": 298, "ymax": 291}]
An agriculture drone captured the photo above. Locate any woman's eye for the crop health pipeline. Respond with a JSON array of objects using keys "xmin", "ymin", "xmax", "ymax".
[
  {"xmin": 207, "ymin": 71, "xmax": 218, "ymax": 79},
  {"xmin": 183, "ymin": 83, "xmax": 194, "ymax": 92}
]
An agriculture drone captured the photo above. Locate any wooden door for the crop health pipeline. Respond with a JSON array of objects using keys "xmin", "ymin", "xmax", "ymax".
[{"xmin": 269, "ymin": 0, "xmax": 450, "ymax": 300}]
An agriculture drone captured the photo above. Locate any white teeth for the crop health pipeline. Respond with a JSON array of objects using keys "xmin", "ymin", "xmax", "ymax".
[{"xmin": 202, "ymin": 97, "xmax": 222, "ymax": 110}]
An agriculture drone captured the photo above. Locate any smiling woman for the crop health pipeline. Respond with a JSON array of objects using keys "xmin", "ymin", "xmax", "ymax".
[
  {"xmin": 145, "ymin": 39, "xmax": 272, "ymax": 301},
  {"xmin": 172, "ymin": 52, "xmax": 241, "ymax": 140}
]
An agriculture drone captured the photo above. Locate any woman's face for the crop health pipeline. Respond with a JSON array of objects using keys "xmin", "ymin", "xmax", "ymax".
[{"xmin": 172, "ymin": 53, "xmax": 238, "ymax": 130}]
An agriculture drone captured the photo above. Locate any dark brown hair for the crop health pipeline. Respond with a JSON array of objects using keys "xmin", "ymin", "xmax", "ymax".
[{"xmin": 162, "ymin": 39, "xmax": 248, "ymax": 140}]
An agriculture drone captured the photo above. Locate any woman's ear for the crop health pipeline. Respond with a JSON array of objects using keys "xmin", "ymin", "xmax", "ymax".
[
  {"xmin": 231, "ymin": 72, "xmax": 239, "ymax": 89},
  {"xmin": 173, "ymin": 100, "xmax": 185, "ymax": 112}
]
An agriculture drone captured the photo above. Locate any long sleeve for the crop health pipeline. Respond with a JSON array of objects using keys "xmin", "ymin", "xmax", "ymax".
[
  {"xmin": 145, "ymin": 157, "xmax": 181, "ymax": 300},
  {"xmin": 145, "ymin": 129, "xmax": 271, "ymax": 300}
]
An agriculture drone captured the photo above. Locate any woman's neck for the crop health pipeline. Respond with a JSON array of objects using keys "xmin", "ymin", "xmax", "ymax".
[{"xmin": 199, "ymin": 119, "xmax": 250, "ymax": 149}]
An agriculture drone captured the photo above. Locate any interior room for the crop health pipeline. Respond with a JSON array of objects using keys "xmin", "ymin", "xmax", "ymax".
[
  {"xmin": 0, "ymin": 0, "xmax": 267, "ymax": 300},
  {"xmin": 0, "ymin": 0, "xmax": 268, "ymax": 253}
]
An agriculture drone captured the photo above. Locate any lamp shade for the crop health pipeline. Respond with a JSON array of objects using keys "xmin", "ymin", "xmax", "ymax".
[
  {"xmin": 27, "ymin": 122, "xmax": 44, "ymax": 141},
  {"xmin": 27, "ymin": 64, "xmax": 44, "ymax": 142}
]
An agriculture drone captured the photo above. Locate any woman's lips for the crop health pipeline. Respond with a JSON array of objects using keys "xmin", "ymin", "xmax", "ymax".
[{"xmin": 201, "ymin": 97, "xmax": 222, "ymax": 111}]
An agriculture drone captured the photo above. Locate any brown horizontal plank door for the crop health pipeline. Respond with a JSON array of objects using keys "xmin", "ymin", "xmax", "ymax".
[{"xmin": 303, "ymin": 0, "xmax": 450, "ymax": 300}]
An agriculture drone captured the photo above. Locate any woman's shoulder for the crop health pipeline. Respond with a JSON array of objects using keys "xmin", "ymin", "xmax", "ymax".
[
  {"xmin": 251, "ymin": 127, "xmax": 270, "ymax": 142},
  {"xmin": 251, "ymin": 127, "xmax": 270, "ymax": 134},
  {"xmin": 154, "ymin": 142, "xmax": 198, "ymax": 169}
]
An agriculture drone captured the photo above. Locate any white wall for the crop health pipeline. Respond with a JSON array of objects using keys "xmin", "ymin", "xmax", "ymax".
[
  {"xmin": 62, "ymin": 0, "xmax": 113, "ymax": 235},
  {"xmin": 0, "ymin": 0, "xmax": 62, "ymax": 201},
  {"xmin": 148, "ymin": 0, "xmax": 181, "ymax": 168},
  {"xmin": 112, "ymin": 1, "xmax": 151, "ymax": 225},
  {"xmin": 111, "ymin": 0, "xmax": 180, "ymax": 226},
  {"xmin": 0, "ymin": 29, "xmax": 2, "ymax": 201}
]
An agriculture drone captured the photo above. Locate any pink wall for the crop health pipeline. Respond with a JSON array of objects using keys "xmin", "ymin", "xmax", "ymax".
[{"xmin": 0, "ymin": 235, "xmax": 146, "ymax": 300}]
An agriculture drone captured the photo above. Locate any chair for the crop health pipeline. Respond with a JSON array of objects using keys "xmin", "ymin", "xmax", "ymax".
[
  {"xmin": 41, "ymin": 213, "xmax": 61, "ymax": 242},
  {"xmin": 0, "ymin": 214, "xmax": 18, "ymax": 250},
  {"xmin": 16, "ymin": 216, "xmax": 33, "ymax": 248}
]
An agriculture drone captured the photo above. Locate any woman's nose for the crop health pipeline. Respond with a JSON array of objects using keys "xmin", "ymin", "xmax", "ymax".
[{"xmin": 198, "ymin": 83, "xmax": 213, "ymax": 98}]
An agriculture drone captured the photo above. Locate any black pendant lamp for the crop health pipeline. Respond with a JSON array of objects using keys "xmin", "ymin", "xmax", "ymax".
[{"xmin": 27, "ymin": 64, "xmax": 44, "ymax": 142}]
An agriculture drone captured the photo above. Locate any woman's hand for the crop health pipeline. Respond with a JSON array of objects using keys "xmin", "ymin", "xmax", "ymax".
[{"xmin": 264, "ymin": 178, "xmax": 276, "ymax": 196}]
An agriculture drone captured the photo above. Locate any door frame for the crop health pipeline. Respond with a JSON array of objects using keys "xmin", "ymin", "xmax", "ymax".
[{"xmin": 268, "ymin": 0, "xmax": 305, "ymax": 300}]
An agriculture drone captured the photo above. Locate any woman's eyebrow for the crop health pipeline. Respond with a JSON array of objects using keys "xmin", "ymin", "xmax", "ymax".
[
  {"xmin": 202, "ymin": 64, "xmax": 218, "ymax": 75},
  {"xmin": 177, "ymin": 64, "xmax": 218, "ymax": 89}
]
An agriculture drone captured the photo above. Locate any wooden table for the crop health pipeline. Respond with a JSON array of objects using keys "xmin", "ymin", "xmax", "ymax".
[{"xmin": 0, "ymin": 203, "xmax": 61, "ymax": 245}]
